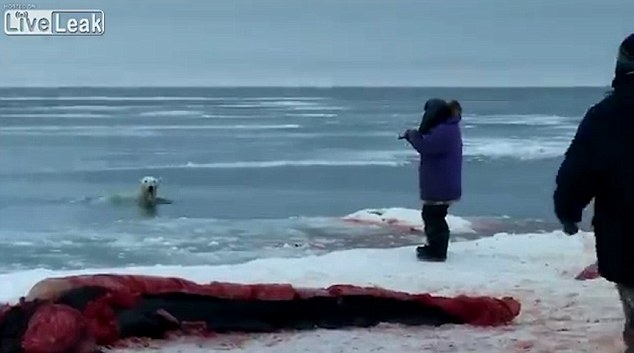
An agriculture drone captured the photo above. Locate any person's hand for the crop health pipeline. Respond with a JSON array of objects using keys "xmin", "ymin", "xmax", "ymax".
[
  {"xmin": 398, "ymin": 129, "xmax": 415, "ymax": 140},
  {"xmin": 562, "ymin": 222, "xmax": 579, "ymax": 235}
]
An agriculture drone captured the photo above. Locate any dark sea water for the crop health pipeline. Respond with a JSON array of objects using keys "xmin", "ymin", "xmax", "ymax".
[{"xmin": 0, "ymin": 87, "xmax": 606, "ymax": 271}]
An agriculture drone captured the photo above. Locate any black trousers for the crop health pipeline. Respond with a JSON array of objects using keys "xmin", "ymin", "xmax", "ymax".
[
  {"xmin": 618, "ymin": 284, "xmax": 634, "ymax": 350},
  {"xmin": 421, "ymin": 204, "xmax": 450, "ymax": 253}
]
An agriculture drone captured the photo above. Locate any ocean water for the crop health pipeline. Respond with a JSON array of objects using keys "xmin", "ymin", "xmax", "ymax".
[{"xmin": 0, "ymin": 87, "xmax": 606, "ymax": 272}]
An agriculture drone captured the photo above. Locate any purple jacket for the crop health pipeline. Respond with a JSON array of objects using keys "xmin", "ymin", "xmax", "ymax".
[{"xmin": 405, "ymin": 116, "xmax": 463, "ymax": 202}]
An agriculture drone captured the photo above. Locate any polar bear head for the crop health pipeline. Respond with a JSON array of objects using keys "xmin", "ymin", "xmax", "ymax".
[{"xmin": 139, "ymin": 176, "xmax": 160, "ymax": 204}]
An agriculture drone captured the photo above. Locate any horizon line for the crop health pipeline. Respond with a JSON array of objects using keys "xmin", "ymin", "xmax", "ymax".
[{"xmin": 0, "ymin": 85, "xmax": 610, "ymax": 89}]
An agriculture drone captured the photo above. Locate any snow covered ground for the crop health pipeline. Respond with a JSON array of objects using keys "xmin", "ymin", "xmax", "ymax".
[
  {"xmin": 342, "ymin": 207, "xmax": 476, "ymax": 234},
  {"xmin": 0, "ymin": 209, "xmax": 624, "ymax": 352}
]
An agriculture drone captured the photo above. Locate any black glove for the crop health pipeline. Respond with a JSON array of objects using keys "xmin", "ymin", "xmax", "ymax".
[
  {"xmin": 562, "ymin": 222, "xmax": 579, "ymax": 235},
  {"xmin": 398, "ymin": 129, "xmax": 414, "ymax": 140}
]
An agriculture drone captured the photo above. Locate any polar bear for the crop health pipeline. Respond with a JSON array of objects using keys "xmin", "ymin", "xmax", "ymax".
[
  {"xmin": 137, "ymin": 176, "xmax": 172, "ymax": 208},
  {"xmin": 73, "ymin": 176, "xmax": 173, "ymax": 214}
]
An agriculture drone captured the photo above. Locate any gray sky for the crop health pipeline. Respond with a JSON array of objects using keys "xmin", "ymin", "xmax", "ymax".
[{"xmin": 1, "ymin": 0, "xmax": 632, "ymax": 87}]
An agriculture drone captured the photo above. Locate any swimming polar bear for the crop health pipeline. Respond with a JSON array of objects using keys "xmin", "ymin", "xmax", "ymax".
[
  {"xmin": 105, "ymin": 176, "xmax": 173, "ymax": 211},
  {"xmin": 137, "ymin": 176, "xmax": 173, "ymax": 208}
]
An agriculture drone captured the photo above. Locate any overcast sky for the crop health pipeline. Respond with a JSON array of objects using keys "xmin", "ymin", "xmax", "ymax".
[{"xmin": 1, "ymin": 0, "xmax": 632, "ymax": 87}]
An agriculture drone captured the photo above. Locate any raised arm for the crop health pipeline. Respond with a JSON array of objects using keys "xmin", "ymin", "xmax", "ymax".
[{"xmin": 404, "ymin": 129, "xmax": 425, "ymax": 154}]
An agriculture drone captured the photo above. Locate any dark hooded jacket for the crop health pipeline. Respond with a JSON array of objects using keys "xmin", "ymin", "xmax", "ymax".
[{"xmin": 554, "ymin": 59, "xmax": 634, "ymax": 284}]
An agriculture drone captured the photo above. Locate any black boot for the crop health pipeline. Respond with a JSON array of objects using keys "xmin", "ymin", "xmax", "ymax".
[
  {"xmin": 418, "ymin": 204, "xmax": 450, "ymax": 262},
  {"xmin": 416, "ymin": 228, "xmax": 449, "ymax": 262},
  {"xmin": 416, "ymin": 244, "xmax": 447, "ymax": 262}
]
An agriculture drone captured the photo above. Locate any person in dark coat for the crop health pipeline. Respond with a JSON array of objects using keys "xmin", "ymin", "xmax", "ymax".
[
  {"xmin": 553, "ymin": 33, "xmax": 634, "ymax": 351},
  {"xmin": 402, "ymin": 99, "xmax": 463, "ymax": 262}
]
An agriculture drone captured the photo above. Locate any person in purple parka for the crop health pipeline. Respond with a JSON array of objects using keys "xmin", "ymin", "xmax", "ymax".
[{"xmin": 401, "ymin": 99, "xmax": 463, "ymax": 262}]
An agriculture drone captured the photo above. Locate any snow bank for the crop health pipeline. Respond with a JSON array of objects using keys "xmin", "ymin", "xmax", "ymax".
[
  {"xmin": 0, "ymin": 230, "xmax": 623, "ymax": 352},
  {"xmin": 342, "ymin": 207, "xmax": 475, "ymax": 234}
]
